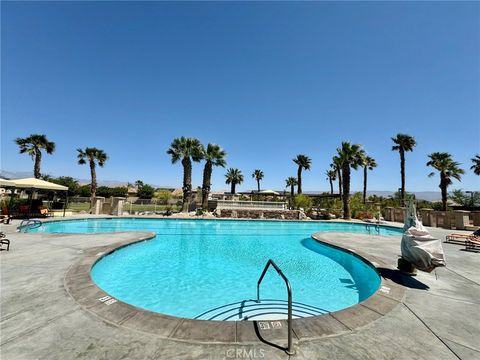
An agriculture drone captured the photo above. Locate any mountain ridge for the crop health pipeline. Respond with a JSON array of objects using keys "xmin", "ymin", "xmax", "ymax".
[{"xmin": 1, "ymin": 169, "xmax": 446, "ymax": 201}]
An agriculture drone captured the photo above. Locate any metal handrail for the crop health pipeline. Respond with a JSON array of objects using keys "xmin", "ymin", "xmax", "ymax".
[
  {"xmin": 18, "ymin": 219, "xmax": 43, "ymax": 232},
  {"xmin": 365, "ymin": 223, "xmax": 380, "ymax": 234},
  {"xmin": 257, "ymin": 259, "xmax": 294, "ymax": 355}
]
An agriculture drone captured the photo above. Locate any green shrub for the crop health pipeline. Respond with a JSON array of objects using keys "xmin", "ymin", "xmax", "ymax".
[
  {"xmin": 294, "ymin": 194, "xmax": 313, "ymax": 211},
  {"xmin": 155, "ymin": 189, "xmax": 172, "ymax": 205},
  {"xmin": 431, "ymin": 202, "xmax": 444, "ymax": 211},
  {"xmin": 164, "ymin": 205, "xmax": 173, "ymax": 216}
]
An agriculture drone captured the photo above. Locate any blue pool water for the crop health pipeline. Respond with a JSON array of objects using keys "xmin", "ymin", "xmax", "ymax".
[{"xmin": 30, "ymin": 218, "xmax": 401, "ymax": 320}]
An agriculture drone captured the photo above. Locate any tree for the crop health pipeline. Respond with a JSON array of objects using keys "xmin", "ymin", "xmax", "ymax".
[
  {"xmin": 40, "ymin": 174, "xmax": 53, "ymax": 181},
  {"xmin": 77, "ymin": 147, "xmax": 108, "ymax": 198},
  {"xmin": 293, "ymin": 154, "xmax": 311, "ymax": 194},
  {"xmin": 427, "ymin": 152, "xmax": 465, "ymax": 211},
  {"xmin": 134, "ymin": 180, "xmax": 144, "ymax": 188},
  {"xmin": 331, "ymin": 157, "xmax": 343, "ymax": 197},
  {"xmin": 471, "ymin": 154, "xmax": 480, "ymax": 176},
  {"xmin": 167, "ymin": 137, "xmax": 204, "ymax": 212},
  {"xmin": 252, "ymin": 169, "xmax": 264, "ymax": 192},
  {"xmin": 201, "ymin": 143, "xmax": 227, "ymax": 211},
  {"xmin": 325, "ymin": 170, "xmax": 337, "ymax": 195},
  {"xmin": 155, "ymin": 189, "xmax": 172, "ymax": 205},
  {"xmin": 225, "ymin": 168, "xmax": 244, "ymax": 194},
  {"xmin": 110, "ymin": 187, "xmax": 128, "ymax": 197},
  {"xmin": 336, "ymin": 142, "xmax": 365, "ymax": 219},
  {"xmin": 391, "ymin": 133, "xmax": 416, "ymax": 204},
  {"xmin": 96, "ymin": 186, "xmax": 113, "ymax": 197},
  {"xmin": 15, "ymin": 134, "xmax": 56, "ymax": 179},
  {"xmin": 285, "ymin": 177, "xmax": 298, "ymax": 198},
  {"xmin": 50, "ymin": 176, "xmax": 79, "ymax": 197},
  {"xmin": 449, "ymin": 189, "xmax": 480, "ymax": 208},
  {"xmin": 137, "ymin": 184, "xmax": 155, "ymax": 199},
  {"xmin": 362, "ymin": 156, "xmax": 377, "ymax": 204},
  {"xmin": 77, "ymin": 184, "xmax": 91, "ymax": 197}
]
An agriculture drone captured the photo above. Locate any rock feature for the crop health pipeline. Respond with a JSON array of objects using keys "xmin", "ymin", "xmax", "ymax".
[{"xmin": 215, "ymin": 209, "xmax": 302, "ymax": 220}]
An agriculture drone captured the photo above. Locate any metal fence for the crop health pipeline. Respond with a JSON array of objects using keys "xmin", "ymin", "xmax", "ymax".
[{"xmin": 67, "ymin": 197, "xmax": 180, "ymax": 214}]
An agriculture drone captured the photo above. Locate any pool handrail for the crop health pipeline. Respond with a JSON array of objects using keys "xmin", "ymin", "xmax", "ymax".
[
  {"xmin": 18, "ymin": 219, "xmax": 43, "ymax": 232},
  {"xmin": 257, "ymin": 259, "xmax": 294, "ymax": 355}
]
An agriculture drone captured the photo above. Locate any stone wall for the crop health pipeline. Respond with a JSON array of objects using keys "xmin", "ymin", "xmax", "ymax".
[
  {"xmin": 388, "ymin": 207, "xmax": 479, "ymax": 230},
  {"xmin": 215, "ymin": 209, "xmax": 301, "ymax": 220}
]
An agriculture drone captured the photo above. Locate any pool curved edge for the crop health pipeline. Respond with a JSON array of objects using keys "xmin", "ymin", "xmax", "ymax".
[
  {"xmin": 64, "ymin": 230, "xmax": 405, "ymax": 345},
  {"xmin": 23, "ymin": 215, "xmax": 404, "ymax": 235}
]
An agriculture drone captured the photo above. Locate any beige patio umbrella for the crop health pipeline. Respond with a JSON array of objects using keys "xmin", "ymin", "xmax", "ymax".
[
  {"xmin": 10, "ymin": 178, "xmax": 69, "ymax": 218},
  {"xmin": 12, "ymin": 178, "xmax": 68, "ymax": 191},
  {"xmin": 0, "ymin": 178, "xmax": 16, "ymax": 187}
]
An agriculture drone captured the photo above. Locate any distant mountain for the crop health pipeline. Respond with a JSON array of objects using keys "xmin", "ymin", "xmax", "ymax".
[
  {"xmin": 0, "ymin": 169, "xmax": 443, "ymax": 200},
  {"xmin": 0, "ymin": 170, "xmax": 33, "ymax": 179},
  {"xmin": 0, "ymin": 170, "xmax": 171, "ymax": 188}
]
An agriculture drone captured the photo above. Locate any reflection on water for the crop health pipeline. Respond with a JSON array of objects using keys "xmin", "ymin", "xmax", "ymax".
[{"xmin": 301, "ymin": 238, "xmax": 379, "ymax": 301}]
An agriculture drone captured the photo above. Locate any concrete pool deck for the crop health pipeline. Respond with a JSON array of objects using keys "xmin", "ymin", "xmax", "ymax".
[{"xmin": 1, "ymin": 218, "xmax": 479, "ymax": 359}]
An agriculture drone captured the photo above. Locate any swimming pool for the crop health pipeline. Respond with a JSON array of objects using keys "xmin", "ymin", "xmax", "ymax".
[{"xmin": 30, "ymin": 218, "xmax": 401, "ymax": 320}]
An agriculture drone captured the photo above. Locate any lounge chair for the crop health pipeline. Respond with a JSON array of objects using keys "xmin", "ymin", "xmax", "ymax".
[
  {"xmin": 466, "ymin": 238, "xmax": 480, "ymax": 252},
  {"xmin": 0, "ymin": 232, "xmax": 10, "ymax": 251},
  {"xmin": 0, "ymin": 214, "xmax": 12, "ymax": 224},
  {"xmin": 445, "ymin": 229, "xmax": 480, "ymax": 245}
]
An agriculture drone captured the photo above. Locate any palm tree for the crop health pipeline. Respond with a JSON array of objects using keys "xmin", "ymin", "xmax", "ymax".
[
  {"xmin": 252, "ymin": 169, "xmax": 264, "ymax": 192},
  {"xmin": 391, "ymin": 133, "xmax": 416, "ymax": 204},
  {"xmin": 471, "ymin": 154, "xmax": 480, "ymax": 176},
  {"xmin": 77, "ymin": 147, "xmax": 108, "ymax": 198},
  {"xmin": 325, "ymin": 170, "xmax": 337, "ymax": 195},
  {"xmin": 285, "ymin": 177, "xmax": 298, "ymax": 198},
  {"xmin": 167, "ymin": 137, "xmax": 204, "ymax": 212},
  {"xmin": 427, "ymin": 152, "xmax": 465, "ymax": 211},
  {"xmin": 293, "ymin": 154, "xmax": 311, "ymax": 194},
  {"xmin": 336, "ymin": 142, "xmax": 365, "ymax": 219},
  {"xmin": 15, "ymin": 134, "xmax": 56, "ymax": 179},
  {"xmin": 331, "ymin": 156, "xmax": 343, "ymax": 197},
  {"xmin": 225, "ymin": 168, "xmax": 244, "ymax": 194},
  {"xmin": 201, "ymin": 143, "xmax": 227, "ymax": 210},
  {"xmin": 362, "ymin": 156, "xmax": 377, "ymax": 204}
]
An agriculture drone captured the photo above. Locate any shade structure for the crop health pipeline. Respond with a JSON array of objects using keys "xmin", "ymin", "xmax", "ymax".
[
  {"xmin": 258, "ymin": 189, "xmax": 280, "ymax": 196},
  {"xmin": 11, "ymin": 178, "xmax": 68, "ymax": 191},
  {"xmin": 0, "ymin": 178, "xmax": 16, "ymax": 187}
]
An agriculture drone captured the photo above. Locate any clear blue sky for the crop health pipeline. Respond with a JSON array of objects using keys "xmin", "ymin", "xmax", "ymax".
[{"xmin": 2, "ymin": 2, "xmax": 479, "ymax": 192}]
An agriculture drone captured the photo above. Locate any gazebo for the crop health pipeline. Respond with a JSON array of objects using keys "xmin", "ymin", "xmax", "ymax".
[{"xmin": 0, "ymin": 178, "xmax": 69, "ymax": 220}]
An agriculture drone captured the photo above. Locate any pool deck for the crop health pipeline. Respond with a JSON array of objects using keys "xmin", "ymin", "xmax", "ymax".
[{"xmin": 1, "ymin": 217, "xmax": 479, "ymax": 359}]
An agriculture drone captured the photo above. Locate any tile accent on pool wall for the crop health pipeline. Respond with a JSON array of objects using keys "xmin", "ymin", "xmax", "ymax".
[{"xmin": 63, "ymin": 229, "xmax": 405, "ymax": 344}]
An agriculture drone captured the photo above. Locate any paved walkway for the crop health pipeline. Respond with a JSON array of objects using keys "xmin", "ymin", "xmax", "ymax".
[{"xmin": 1, "ymin": 219, "xmax": 479, "ymax": 359}]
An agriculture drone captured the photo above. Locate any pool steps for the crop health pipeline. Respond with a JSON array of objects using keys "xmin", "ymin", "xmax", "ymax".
[{"xmin": 195, "ymin": 299, "xmax": 327, "ymax": 321}]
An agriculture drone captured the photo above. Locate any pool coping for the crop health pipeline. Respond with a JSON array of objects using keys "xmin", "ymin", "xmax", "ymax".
[
  {"xmin": 63, "ymin": 226, "xmax": 406, "ymax": 346},
  {"xmin": 24, "ymin": 215, "xmax": 404, "ymax": 233}
]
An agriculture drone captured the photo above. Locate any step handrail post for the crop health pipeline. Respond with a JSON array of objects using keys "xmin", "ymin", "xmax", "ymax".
[{"xmin": 257, "ymin": 259, "xmax": 294, "ymax": 355}]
